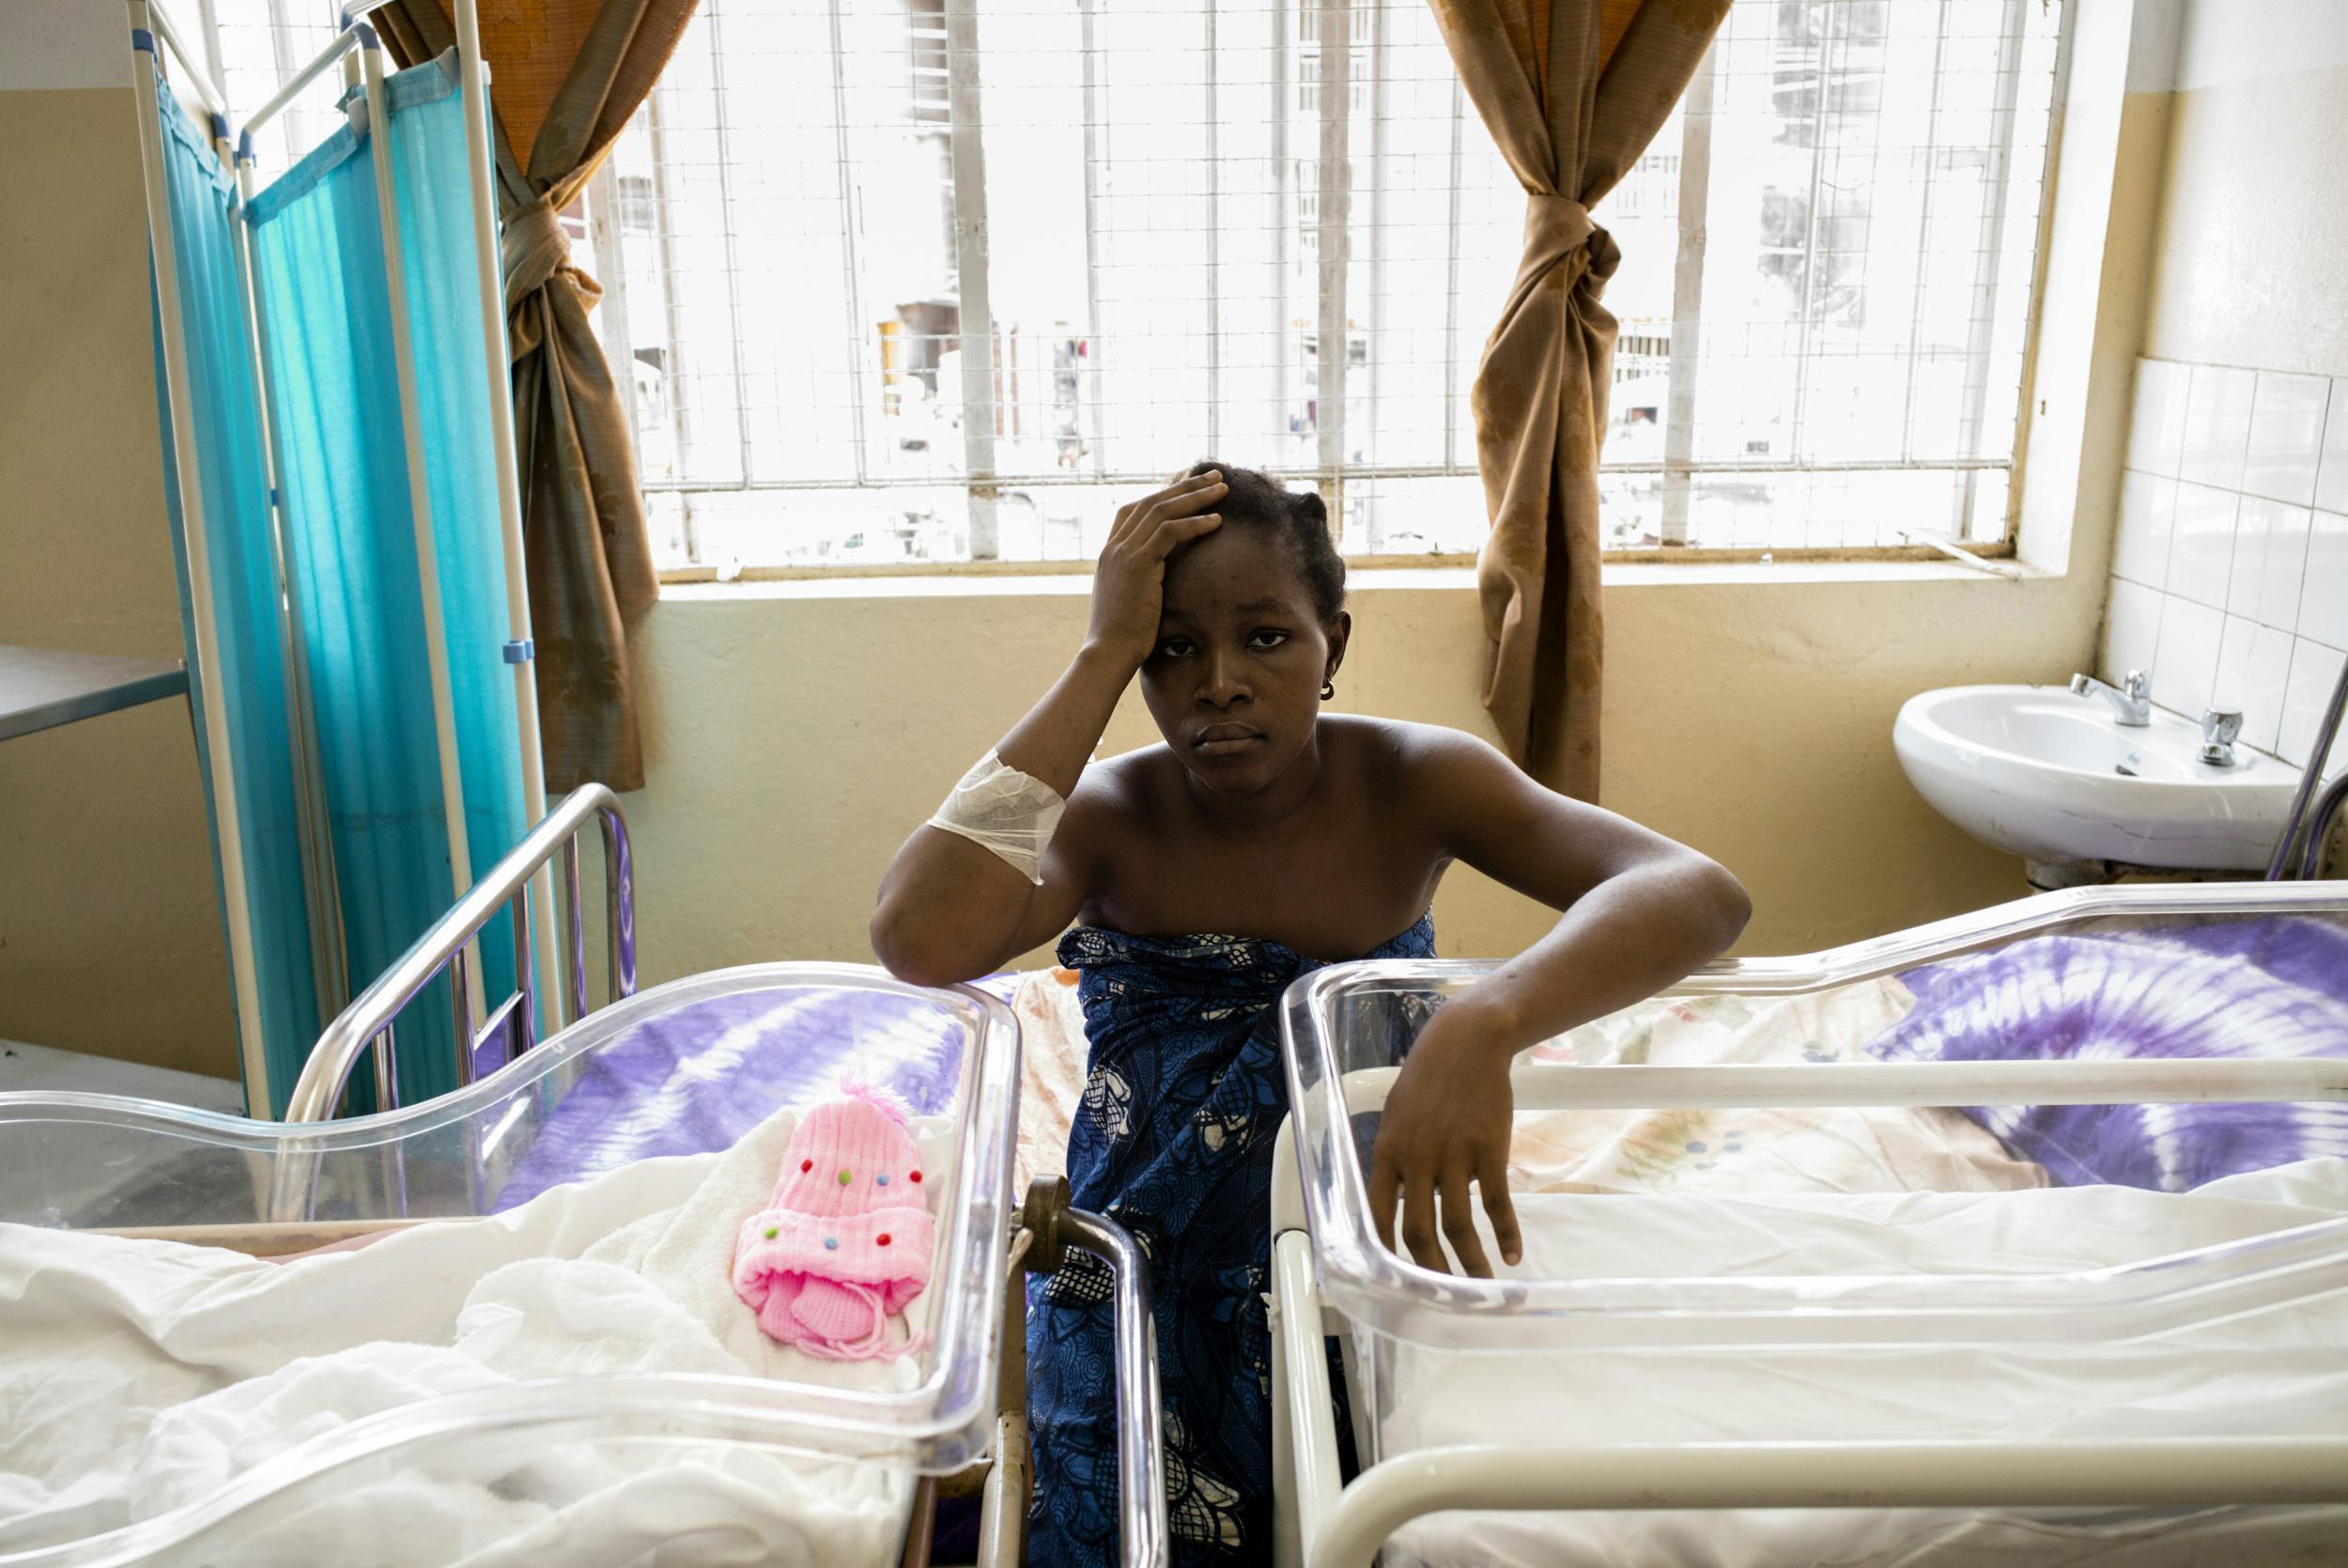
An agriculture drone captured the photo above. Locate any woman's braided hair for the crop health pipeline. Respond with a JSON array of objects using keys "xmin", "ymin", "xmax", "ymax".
[{"xmin": 1174, "ymin": 459, "xmax": 1347, "ymax": 623}]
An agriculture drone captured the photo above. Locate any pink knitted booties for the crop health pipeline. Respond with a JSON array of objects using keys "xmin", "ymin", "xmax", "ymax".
[{"xmin": 733, "ymin": 1082, "xmax": 936, "ymax": 1360}]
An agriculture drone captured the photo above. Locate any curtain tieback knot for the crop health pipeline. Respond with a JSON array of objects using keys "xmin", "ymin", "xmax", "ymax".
[
  {"xmin": 502, "ymin": 195, "xmax": 572, "ymax": 310},
  {"xmin": 1522, "ymin": 191, "xmax": 1619, "ymax": 293}
]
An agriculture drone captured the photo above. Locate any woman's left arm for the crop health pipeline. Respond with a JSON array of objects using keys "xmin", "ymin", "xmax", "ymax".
[{"xmin": 1368, "ymin": 729, "xmax": 1751, "ymax": 1278}]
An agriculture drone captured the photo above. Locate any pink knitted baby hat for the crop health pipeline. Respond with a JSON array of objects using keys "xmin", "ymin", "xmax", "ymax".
[{"xmin": 733, "ymin": 1081, "xmax": 936, "ymax": 1360}]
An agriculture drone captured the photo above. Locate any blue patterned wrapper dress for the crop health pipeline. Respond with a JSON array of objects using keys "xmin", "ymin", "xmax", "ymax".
[{"xmin": 1026, "ymin": 915, "xmax": 1437, "ymax": 1566}]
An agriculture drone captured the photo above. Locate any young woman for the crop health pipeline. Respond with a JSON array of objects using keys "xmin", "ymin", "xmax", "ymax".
[{"xmin": 873, "ymin": 463, "xmax": 1750, "ymax": 1565}]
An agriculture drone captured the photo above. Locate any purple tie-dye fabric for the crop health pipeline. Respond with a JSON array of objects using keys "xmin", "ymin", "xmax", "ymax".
[
  {"xmin": 1865, "ymin": 915, "xmax": 2348, "ymax": 1191},
  {"xmin": 493, "ymin": 977, "xmax": 1009, "ymax": 1210}
]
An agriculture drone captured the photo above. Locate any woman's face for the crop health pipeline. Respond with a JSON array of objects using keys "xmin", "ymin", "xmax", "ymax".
[{"xmin": 1140, "ymin": 525, "xmax": 1347, "ymax": 795}]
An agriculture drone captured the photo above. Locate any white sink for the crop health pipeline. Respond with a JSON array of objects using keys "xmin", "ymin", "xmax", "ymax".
[{"xmin": 1893, "ymin": 684, "xmax": 2299, "ymax": 871}]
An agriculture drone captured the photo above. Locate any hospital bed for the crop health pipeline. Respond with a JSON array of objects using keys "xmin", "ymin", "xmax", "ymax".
[
  {"xmin": 1269, "ymin": 881, "xmax": 2348, "ymax": 1568},
  {"xmin": 0, "ymin": 787, "xmax": 1166, "ymax": 1568}
]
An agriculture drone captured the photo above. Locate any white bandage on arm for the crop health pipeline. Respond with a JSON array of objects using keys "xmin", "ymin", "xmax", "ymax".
[{"xmin": 925, "ymin": 749, "xmax": 1067, "ymax": 885}]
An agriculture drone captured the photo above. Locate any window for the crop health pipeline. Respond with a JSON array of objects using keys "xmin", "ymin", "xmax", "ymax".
[
  {"xmin": 207, "ymin": 0, "xmax": 341, "ymax": 176},
  {"xmin": 210, "ymin": 0, "xmax": 2066, "ymax": 570}
]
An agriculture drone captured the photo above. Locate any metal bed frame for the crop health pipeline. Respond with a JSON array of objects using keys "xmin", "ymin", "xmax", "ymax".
[{"xmin": 1268, "ymin": 879, "xmax": 2348, "ymax": 1568}]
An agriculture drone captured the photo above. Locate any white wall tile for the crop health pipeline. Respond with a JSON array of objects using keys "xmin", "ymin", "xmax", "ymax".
[
  {"xmin": 2242, "ymin": 371, "xmax": 2330, "ymax": 504},
  {"xmin": 2228, "ymin": 496, "xmax": 2274, "ymax": 621},
  {"xmin": 2166, "ymin": 482, "xmax": 2238, "ymax": 608},
  {"xmin": 2180, "ymin": 365, "xmax": 2256, "ymax": 491},
  {"xmin": 2212, "ymin": 615, "xmax": 2294, "ymax": 753},
  {"xmin": 2316, "ymin": 377, "xmax": 2348, "ymax": 515},
  {"xmin": 2126, "ymin": 359, "xmax": 2189, "ymax": 479},
  {"xmin": 2154, "ymin": 596, "xmax": 2225, "ymax": 714},
  {"xmin": 2302, "ymin": 509, "xmax": 2348, "ymax": 649},
  {"xmin": 2249, "ymin": 500, "xmax": 2316, "ymax": 635},
  {"xmin": 2107, "ymin": 359, "xmax": 2347, "ymax": 763},
  {"xmin": 2102, "ymin": 576, "xmax": 2164, "ymax": 688},
  {"xmin": 2278, "ymin": 638, "xmax": 2347, "ymax": 773},
  {"xmin": 2112, "ymin": 471, "xmax": 2177, "ymax": 588}
]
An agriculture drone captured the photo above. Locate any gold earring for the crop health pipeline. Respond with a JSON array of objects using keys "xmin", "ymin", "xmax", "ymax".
[{"xmin": 1321, "ymin": 679, "xmax": 1336, "ymax": 701}]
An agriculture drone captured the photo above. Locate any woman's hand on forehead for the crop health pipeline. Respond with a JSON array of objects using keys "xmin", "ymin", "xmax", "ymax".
[{"xmin": 1084, "ymin": 471, "xmax": 1227, "ymax": 671}]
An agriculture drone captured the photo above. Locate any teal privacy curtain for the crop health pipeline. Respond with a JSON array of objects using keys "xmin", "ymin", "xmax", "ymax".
[
  {"xmin": 244, "ymin": 53, "xmax": 531, "ymax": 1110},
  {"xmin": 146, "ymin": 80, "xmax": 323, "ymax": 1114}
]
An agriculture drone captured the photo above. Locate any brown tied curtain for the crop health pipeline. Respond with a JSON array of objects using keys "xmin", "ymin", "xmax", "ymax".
[
  {"xmin": 1429, "ymin": 0, "xmax": 1728, "ymax": 798},
  {"xmin": 378, "ymin": 0, "xmax": 696, "ymax": 792}
]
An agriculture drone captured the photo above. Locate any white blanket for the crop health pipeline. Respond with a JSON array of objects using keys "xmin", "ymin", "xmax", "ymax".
[
  {"xmin": 0, "ymin": 1106, "xmax": 955, "ymax": 1567},
  {"xmin": 1375, "ymin": 1158, "xmax": 2348, "ymax": 1567}
]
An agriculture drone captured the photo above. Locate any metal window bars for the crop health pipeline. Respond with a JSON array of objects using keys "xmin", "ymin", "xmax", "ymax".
[{"xmin": 463, "ymin": 0, "xmax": 2063, "ymax": 566}]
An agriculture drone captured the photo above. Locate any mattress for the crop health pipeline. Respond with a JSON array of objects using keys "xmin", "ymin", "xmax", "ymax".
[{"xmin": 1372, "ymin": 1159, "xmax": 2348, "ymax": 1567}]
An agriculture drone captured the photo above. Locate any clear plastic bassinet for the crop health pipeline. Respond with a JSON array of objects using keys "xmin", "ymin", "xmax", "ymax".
[
  {"xmin": 0, "ymin": 962, "xmax": 1020, "ymax": 1568},
  {"xmin": 1271, "ymin": 881, "xmax": 2348, "ymax": 1568}
]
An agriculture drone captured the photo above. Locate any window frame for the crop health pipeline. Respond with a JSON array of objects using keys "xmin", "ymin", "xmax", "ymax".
[{"xmin": 577, "ymin": 0, "xmax": 2068, "ymax": 580}]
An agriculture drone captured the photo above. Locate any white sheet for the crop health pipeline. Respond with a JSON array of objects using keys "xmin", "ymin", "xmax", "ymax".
[
  {"xmin": 0, "ymin": 1105, "xmax": 956, "ymax": 1567},
  {"xmin": 1012, "ymin": 972, "xmax": 2050, "ymax": 1200},
  {"xmin": 1510, "ymin": 979, "xmax": 2050, "ymax": 1197},
  {"xmin": 1373, "ymin": 1158, "xmax": 2348, "ymax": 1567}
]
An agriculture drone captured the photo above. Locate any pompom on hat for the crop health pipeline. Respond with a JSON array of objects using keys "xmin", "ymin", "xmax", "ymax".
[{"xmin": 733, "ymin": 1077, "xmax": 936, "ymax": 1360}]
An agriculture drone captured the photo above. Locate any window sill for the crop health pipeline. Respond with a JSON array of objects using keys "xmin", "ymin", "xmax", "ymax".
[{"xmin": 654, "ymin": 555, "xmax": 2054, "ymax": 606}]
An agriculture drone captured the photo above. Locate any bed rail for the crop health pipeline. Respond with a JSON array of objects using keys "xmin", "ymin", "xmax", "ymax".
[
  {"xmin": 1015, "ymin": 1178, "xmax": 1172, "ymax": 1568},
  {"xmin": 1290, "ymin": 1432, "xmax": 2348, "ymax": 1568},
  {"xmin": 282, "ymin": 785, "xmax": 636, "ymax": 1123},
  {"xmin": 1662, "ymin": 878, "xmax": 2348, "ymax": 995},
  {"xmin": 1288, "ymin": 879, "xmax": 2348, "ymax": 1005}
]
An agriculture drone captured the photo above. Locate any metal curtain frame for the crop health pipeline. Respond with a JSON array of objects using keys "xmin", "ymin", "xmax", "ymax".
[
  {"xmin": 232, "ymin": 79, "xmax": 353, "ymax": 1030},
  {"xmin": 251, "ymin": 1, "xmax": 565, "ymax": 1032},
  {"xmin": 133, "ymin": 0, "xmax": 573, "ymax": 1118},
  {"xmin": 354, "ymin": 26, "xmax": 488, "ymax": 1030},
  {"xmin": 441, "ymin": 0, "xmax": 567, "ymax": 1029},
  {"xmin": 129, "ymin": 0, "xmax": 274, "ymax": 1110}
]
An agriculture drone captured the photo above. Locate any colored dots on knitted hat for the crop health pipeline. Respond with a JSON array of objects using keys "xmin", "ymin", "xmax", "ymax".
[{"xmin": 837, "ymin": 1169, "xmax": 853, "ymax": 1186}]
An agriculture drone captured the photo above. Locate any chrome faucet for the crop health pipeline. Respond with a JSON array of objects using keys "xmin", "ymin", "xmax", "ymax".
[
  {"xmin": 2199, "ymin": 707, "xmax": 2244, "ymax": 767},
  {"xmin": 2070, "ymin": 669, "xmax": 2152, "ymax": 727}
]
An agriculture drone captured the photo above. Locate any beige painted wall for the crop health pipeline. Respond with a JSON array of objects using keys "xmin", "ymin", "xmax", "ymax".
[
  {"xmin": 2139, "ymin": 11, "xmax": 2348, "ymax": 379},
  {"xmin": 609, "ymin": 564, "xmax": 2098, "ymax": 995},
  {"xmin": 0, "ymin": 78, "xmax": 238, "ymax": 1079}
]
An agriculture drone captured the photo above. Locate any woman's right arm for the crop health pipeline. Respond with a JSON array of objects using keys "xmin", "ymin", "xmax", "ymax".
[{"xmin": 869, "ymin": 470, "xmax": 1228, "ymax": 985}]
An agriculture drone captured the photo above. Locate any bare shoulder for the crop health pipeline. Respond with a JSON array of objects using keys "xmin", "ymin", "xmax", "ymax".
[
  {"xmin": 1059, "ymin": 743, "xmax": 1182, "ymax": 838},
  {"xmin": 1321, "ymin": 715, "xmax": 1519, "ymax": 792}
]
